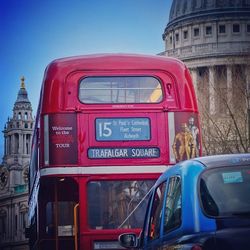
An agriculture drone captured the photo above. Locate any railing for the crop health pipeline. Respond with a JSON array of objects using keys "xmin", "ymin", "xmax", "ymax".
[
  {"xmin": 74, "ymin": 203, "xmax": 79, "ymax": 250},
  {"xmin": 164, "ymin": 41, "xmax": 250, "ymax": 60}
]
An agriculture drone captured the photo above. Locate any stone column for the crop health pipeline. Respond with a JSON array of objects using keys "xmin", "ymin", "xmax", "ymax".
[
  {"xmin": 14, "ymin": 203, "xmax": 18, "ymax": 240},
  {"xmin": 18, "ymin": 134, "xmax": 23, "ymax": 155},
  {"xmin": 26, "ymin": 134, "xmax": 30, "ymax": 155},
  {"xmin": 190, "ymin": 68, "xmax": 198, "ymax": 96},
  {"xmin": 11, "ymin": 134, "xmax": 15, "ymax": 154},
  {"xmin": 23, "ymin": 134, "xmax": 26, "ymax": 154},
  {"xmin": 227, "ymin": 65, "xmax": 233, "ymax": 112},
  {"xmin": 4, "ymin": 137, "xmax": 7, "ymax": 155},
  {"xmin": 209, "ymin": 66, "xmax": 216, "ymax": 115},
  {"xmin": 8, "ymin": 136, "xmax": 11, "ymax": 155},
  {"xmin": 5, "ymin": 136, "xmax": 9, "ymax": 155},
  {"xmin": 7, "ymin": 204, "xmax": 11, "ymax": 239},
  {"xmin": 246, "ymin": 64, "xmax": 250, "ymax": 107},
  {"xmin": 245, "ymin": 64, "xmax": 250, "ymax": 142}
]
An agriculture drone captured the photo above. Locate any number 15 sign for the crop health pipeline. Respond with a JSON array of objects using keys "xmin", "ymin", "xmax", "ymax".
[{"xmin": 95, "ymin": 118, "xmax": 151, "ymax": 141}]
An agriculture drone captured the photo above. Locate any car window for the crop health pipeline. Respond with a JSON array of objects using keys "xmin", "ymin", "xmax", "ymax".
[
  {"xmin": 148, "ymin": 182, "xmax": 166, "ymax": 241},
  {"xmin": 200, "ymin": 165, "xmax": 250, "ymax": 216},
  {"xmin": 163, "ymin": 176, "xmax": 181, "ymax": 233}
]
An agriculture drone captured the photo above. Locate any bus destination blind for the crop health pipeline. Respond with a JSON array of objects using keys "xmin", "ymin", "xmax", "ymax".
[
  {"xmin": 88, "ymin": 147, "xmax": 160, "ymax": 159},
  {"xmin": 95, "ymin": 117, "xmax": 150, "ymax": 141}
]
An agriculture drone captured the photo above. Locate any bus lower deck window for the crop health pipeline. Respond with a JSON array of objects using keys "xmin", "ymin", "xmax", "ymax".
[{"xmin": 87, "ymin": 180, "xmax": 155, "ymax": 229}]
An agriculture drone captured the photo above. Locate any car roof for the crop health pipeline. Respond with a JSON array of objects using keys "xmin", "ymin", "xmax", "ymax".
[
  {"xmin": 156, "ymin": 154, "xmax": 250, "ymax": 185},
  {"xmin": 193, "ymin": 153, "xmax": 250, "ymax": 168}
]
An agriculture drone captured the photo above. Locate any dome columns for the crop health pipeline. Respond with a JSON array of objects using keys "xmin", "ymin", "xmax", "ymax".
[
  {"xmin": 189, "ymin": 63, "xmax": 246, "ymax": 115},
  {"xmin": 226, "ymin": 65, "xmax": 233, "ymax": 111},
  {"xmin": 208, "ymin": 66, "xmax": 216, "ymax": 115},
  {"xmin": 163, "ymin": 0, "xmax": 250, "ymax": 153},
  {"xmin": 246, "ymin": 65, "xmax": 250, "ymax": 108},
  {"xmin": 189, "ymin": 68, "xmax": 198, "ymax": 94}
]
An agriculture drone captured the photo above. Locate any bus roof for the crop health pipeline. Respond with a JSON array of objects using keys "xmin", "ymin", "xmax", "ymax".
[
  {"xmin": 47, "ymin": 53, "xmax": 186, "ymax": 72},
  {"xmin": 40, "ymin": 53, "xmax": 197, "ymax": 113}
]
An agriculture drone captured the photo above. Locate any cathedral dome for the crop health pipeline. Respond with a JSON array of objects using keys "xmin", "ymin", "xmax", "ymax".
[
  {"xmin": 162, "ymin": 0, "xmax": 250, "ymax": 65},
  {"xmin": 168, "ymin": 0, "xmax": 250, "ymax": 26}
]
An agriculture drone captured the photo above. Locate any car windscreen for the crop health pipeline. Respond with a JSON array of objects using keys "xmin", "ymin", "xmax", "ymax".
[{"xmin": 199, "ymin": 165, "xmax": 250, "ymax": 217}]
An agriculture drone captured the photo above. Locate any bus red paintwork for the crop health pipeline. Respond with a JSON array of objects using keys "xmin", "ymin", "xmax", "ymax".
[{"xmin": 28, "ymin": 54, "xmax": 201, "ymax": 250}]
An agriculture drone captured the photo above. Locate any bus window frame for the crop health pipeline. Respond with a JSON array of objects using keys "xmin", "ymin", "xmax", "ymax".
[
  {"xmin": 80, "ymin": 174, "xmax": 159, "ymax": 232},
  {"xmin": 77, "ymin": 75, "xmax": 165, "ymax": 105}
]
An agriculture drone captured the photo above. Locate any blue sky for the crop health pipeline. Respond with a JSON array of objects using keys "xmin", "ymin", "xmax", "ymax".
[{"xmin": 0, "ymin": 0, "xmax": 171, "ymax": 158}]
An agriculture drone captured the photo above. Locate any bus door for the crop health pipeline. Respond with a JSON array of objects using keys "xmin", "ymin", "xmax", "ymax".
[{"xmin": 39, "ymin": 177, "xmax": 79, "ymax": 250}]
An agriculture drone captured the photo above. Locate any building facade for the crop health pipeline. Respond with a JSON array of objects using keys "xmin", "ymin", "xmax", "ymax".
[
  {"xmin": 0, "ymin": 77, "xmax": 34, "ymax": 250},
  {"xmin": 162, "ymin": 0, "xmax": 250, "ymax": 154}
]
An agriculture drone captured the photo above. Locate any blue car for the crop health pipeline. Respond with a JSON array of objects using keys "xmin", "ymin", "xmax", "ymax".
[{"xmin": 119, "ymin": 154, "xmax": 250, "ymax": 250}]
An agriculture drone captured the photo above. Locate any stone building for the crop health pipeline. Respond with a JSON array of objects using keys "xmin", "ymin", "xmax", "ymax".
[
  {"xmin": 0, "ymin": 77, "xmax": 34, "ymax": 250},
  {"xmin": 162, "ymin": 0, "xmax": 250, "ymax": 154}
]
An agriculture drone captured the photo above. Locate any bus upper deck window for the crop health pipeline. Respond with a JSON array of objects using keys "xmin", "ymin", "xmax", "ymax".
[{"xmin": 79, "ymin": 76, "xmax": 163, "ymax": 104}]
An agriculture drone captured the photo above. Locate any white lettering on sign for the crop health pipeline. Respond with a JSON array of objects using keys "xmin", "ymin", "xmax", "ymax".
[
  {"xmin": 96, "ymin": 118, "xmax": 150, "ymax": 141},
  {"xmin": 124, "ymin": 133, "xmax": 139, "ymax": 139},
  {"xmin": 52, "ymin": 126, "xmax": 73, "ymax": 131},
  {"xmin": 56, "ymin": 144, "xmax": 70, "ymax": 148},
  {"xmin": 52, "ymin": 126, "xmax": 73, "ymax": 135},
  {"xmin": 91, "ymin": 148, "xmax": 129, "ymax": 158},
  {"xmin": 88, "ymin": 147, "xmax": 160, "ymax": 159},
  {"xmin": 98, "ymin": 122, "xmax": 112, "ymax": 137},
  {"xmin": 131, "ymin": 148, "xmax": 159, "ymax": 157}
]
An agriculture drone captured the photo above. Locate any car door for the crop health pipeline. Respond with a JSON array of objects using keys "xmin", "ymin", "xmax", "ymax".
[
  {"xmin": 143, "ymin": 181, "xmax": 167, "ymax": 250},
  {"xmin": 162, "ymin": 176, "xmax": 182, "ymax": 236},
  {"xmin": 142, "ymin": 175, "xmax": 182, "ymax": 250}
]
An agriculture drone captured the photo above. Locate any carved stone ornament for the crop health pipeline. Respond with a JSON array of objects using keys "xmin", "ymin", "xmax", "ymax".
[
  {"xmin": 0, "ymin": 167, "xmax": 9, "ymax": 189},
  {"xmin": 23, "ymin": 167, "xmax": 29, "ymax": 183}
]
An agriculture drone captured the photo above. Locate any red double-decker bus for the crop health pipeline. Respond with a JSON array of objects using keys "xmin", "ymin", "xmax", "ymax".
[{"xmin": 27, "ymin": 54, "xmax": 201, "ymax": 250}]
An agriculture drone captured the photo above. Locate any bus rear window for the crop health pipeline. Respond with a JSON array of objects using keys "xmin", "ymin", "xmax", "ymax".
[{"xmin": 79, "ymin": 76, "xmax": 163, "ymax": 104}]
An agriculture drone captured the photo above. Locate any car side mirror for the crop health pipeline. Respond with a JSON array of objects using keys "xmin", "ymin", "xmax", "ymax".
[{"xmin": 119, "ymin": 233, "xmax": 138, "ymax": 248}]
